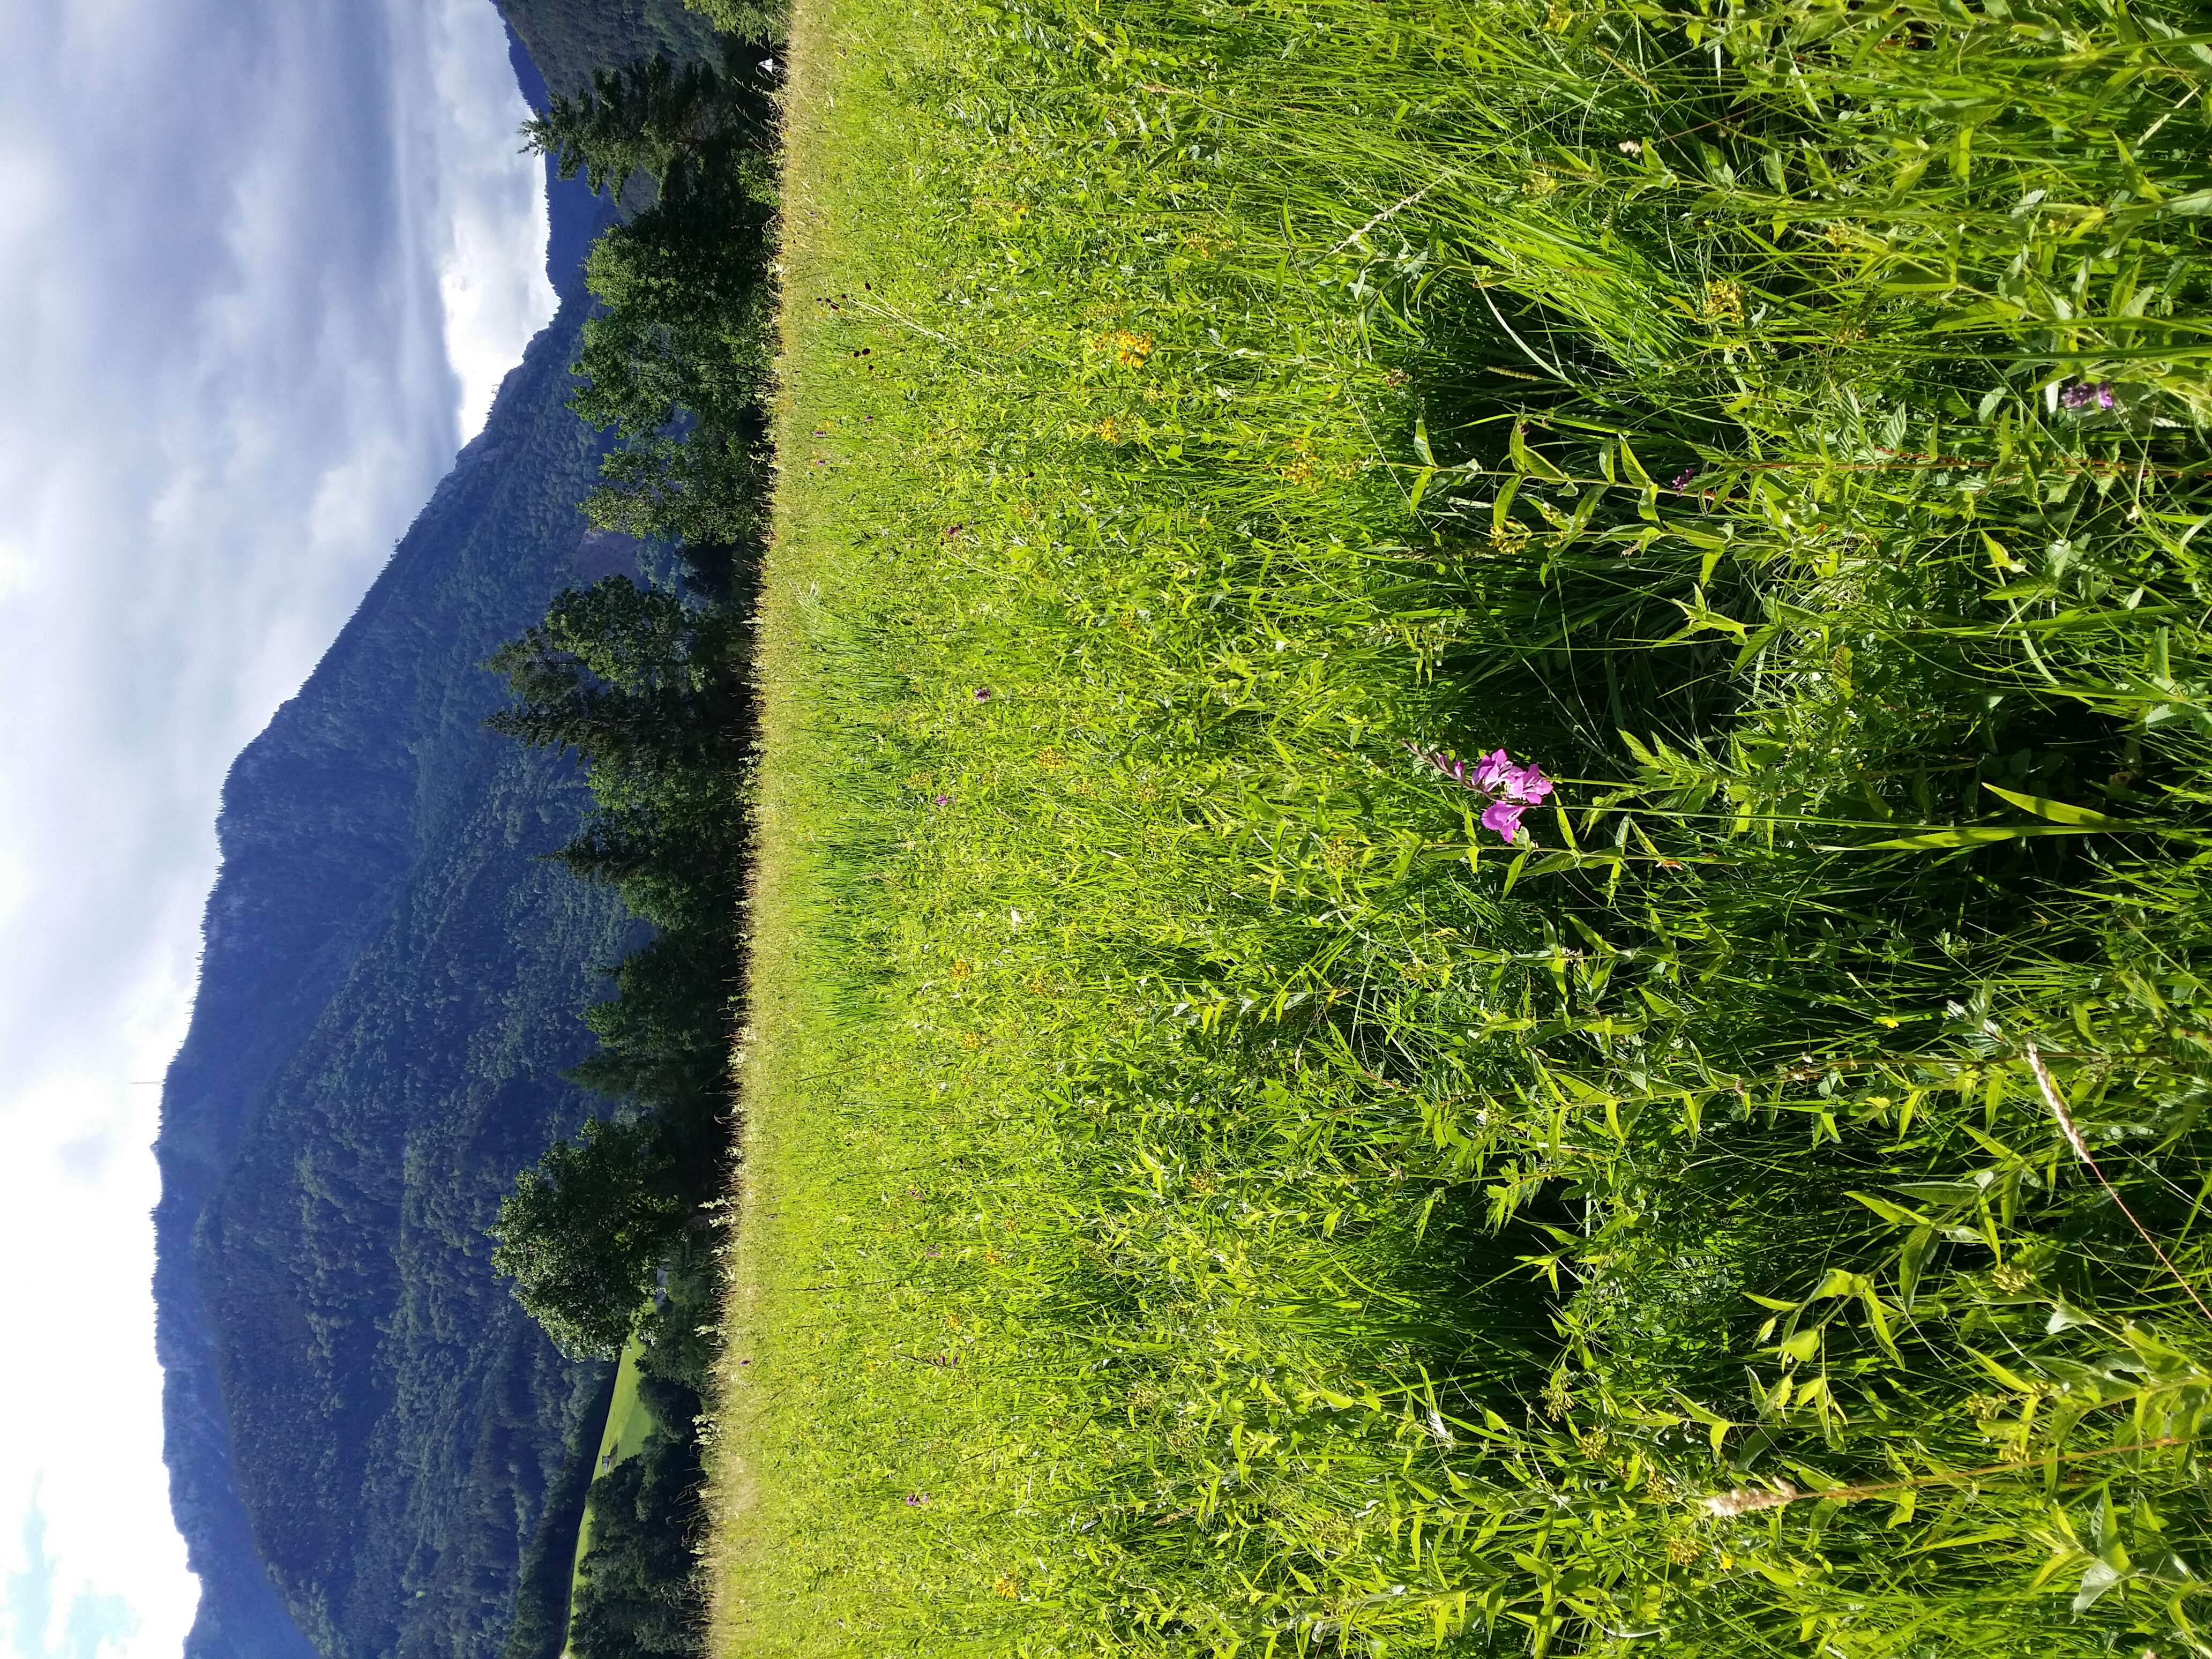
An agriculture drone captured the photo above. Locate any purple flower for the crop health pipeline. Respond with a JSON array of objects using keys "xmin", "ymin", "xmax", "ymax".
[
  {"xmin": 1478, "ymin": 753, "xmax": 1552, "ymax": 804},
  {"xmin": 904, "ymin": 1493, "xmax": 929, "ymax": 1507},
  {"xmin": 1481, "ymin": 798, "xmax": 1529, "ymax": 842},
  {"xmin": 1410, "ymin": 742, "xmax": 1553, "ymax": 842},
  {"xmin": 2060, "ymin": 379, "xmax": 2117, "ymax": 412},
  {"xmin": 933, "ymin": 793, "xmax": 952, "ymax": 806},
  {"xmin": 974, "ymin": 686, "xmax": 993, "ymax": 703},
  {"xmin": 1511, "ymin": 763, "xmax": 1555, "ymax": 804},
  {"xmin": 1473, "ymin": 748, "xmax": 1516, "ymax": 792},
  {"xmin": 1670, "ymin": 467, "xmax": 1698, "ymax": 491}
]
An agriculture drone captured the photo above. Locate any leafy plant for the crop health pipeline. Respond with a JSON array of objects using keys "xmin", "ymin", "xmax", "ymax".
[{"xmin": 713, "ymin": 0, "xmax": 2212, "ymax": 1651}]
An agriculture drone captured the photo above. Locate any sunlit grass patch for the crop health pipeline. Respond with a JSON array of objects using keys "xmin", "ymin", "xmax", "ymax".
[{"xmin": 711, "ymin": 0, "xmax": 2212, "ymax": 1652}]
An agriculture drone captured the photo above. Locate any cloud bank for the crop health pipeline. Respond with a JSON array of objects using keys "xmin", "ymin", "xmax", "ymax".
[{"xmin": 0, "ymin": 3, "xmax": 554, "ymax": 1656}]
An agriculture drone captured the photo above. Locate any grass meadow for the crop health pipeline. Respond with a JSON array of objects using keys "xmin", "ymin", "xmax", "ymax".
[
  {"xmin": 565, "ymin": 1335, "xmax": 654, "ymax": 1613},
  {"xmin": 706, "ymin": 0, "xmax": 2212, "ymax": 1651}
]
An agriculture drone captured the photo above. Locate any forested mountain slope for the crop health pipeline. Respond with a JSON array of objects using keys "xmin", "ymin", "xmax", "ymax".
[
  {"xmin": 494, "ymin": 0, "xmax": 722, "ymax": 99},
  {"xmin": 156, "ymin": 284, "xmax": 626, "ymax": 1659},
  {"xmin": 154, "ymin": 8, "xmax": 717, "ymax": 1659}
]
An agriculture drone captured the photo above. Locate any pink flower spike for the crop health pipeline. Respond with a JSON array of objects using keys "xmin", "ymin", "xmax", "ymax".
[
  {"xmin": 1480, "ymin": 798, "xmax": 1529, "ymax": 842},
  {"xmin": 1473, "ymin": 749, "xmax": 1515, "ymax": 793},
  {"xmin": 1512, "ymin": 764, "xmax": 1555, "ymax": 804}
]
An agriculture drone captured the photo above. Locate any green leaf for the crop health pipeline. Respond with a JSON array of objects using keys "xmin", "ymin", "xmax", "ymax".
[
  {"xmin": 1669, "ymin": 1392, "xmax": 1735, "ymax": 1455},
  {"xmin": 1842, "ymin": 823, "xmax": 2104, "ymax": 850},
  {"xmin": 2073, "ymin": 1557, "xmax": 2124, "ymax": 1612},
  {"xmin": 1859, "ymin": 1283, "xmax": 1903, "ymax": 1363},
  {"xmin": 1491, "ymin": 473, "xmax": 1521, "ymax": 534},
  {"xmin": 1732, "ymin": 621, "xmax": 1782, "ymax": 673},
  {"xmin": 1966, "ymin": 1347, "xmax": 2034, "ymax": 1392},
  {"xmin": 1901, "ymin": 1527, "xmax": 2016, "ymax": 1557},
  {"xmin": 1508, "ymin": 422, "xmax": 1569, "ymax": 482},
  {"xmin": 1498, "ymin": 845, "xmax": 1531, "ymax": 895},
  {"xmin": 1899, "ymin": 1225, "xmax": 1936, "ymax": 1313},
  {"xmin": 1979, "ymin": 783, "xmax": 2127, "ymax": 827},
  {"xmin": 1846, "ymin": 1190, "xmax": 1926, "ymax": 1228}
]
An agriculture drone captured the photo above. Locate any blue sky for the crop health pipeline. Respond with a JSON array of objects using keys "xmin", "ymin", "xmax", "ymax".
[{"xmin": 0, "ymin": 2, "xmax": 556, "ymax": 1655}]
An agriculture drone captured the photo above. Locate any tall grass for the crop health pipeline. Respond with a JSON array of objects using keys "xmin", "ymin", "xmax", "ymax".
[{"xmin": 711, "ymin": 0, "xmax": 2212, "ymax": 1651}]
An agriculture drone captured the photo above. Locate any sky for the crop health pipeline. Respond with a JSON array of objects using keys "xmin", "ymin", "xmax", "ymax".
[{"xmin": 0, "ymin": 3, "xmax": 556, "ymax": 1658}]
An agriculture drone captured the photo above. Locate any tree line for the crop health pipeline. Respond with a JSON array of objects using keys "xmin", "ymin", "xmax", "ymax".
[{"xmin": 481, "ymin": 27, "xmax": 780, "ymax": 1659}]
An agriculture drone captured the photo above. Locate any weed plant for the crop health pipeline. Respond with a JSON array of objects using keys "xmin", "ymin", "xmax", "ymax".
[{"xmin": 713, "ymin": 0, "xmax": 2212, "ymax": 1652}]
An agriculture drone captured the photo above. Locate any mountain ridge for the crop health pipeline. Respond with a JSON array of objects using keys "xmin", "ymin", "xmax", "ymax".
[{"xmin": 154, "ymin": 6, "xmax": 717, "ymax": 1657}]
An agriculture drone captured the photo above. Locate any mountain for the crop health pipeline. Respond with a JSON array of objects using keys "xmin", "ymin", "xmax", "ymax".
[
  {"xmin": 154, "ymin": 9, "xmax": 718, "ymax": 1659},
  {"xmin": 495, "ymin": 0, "xmax": 725, "ymax": 100}
]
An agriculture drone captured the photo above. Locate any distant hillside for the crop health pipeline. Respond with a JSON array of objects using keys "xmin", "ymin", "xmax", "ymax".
[
  {"xmin": 156, "ymin": 292, "xmax": 633, "ymax": 1659},
  {"xmin": 493, "ymin": 0, "xmax": 726, "ymax": 100},
  {"xmin": 154, "ymin": 8, "xmax": 732, "ymax": 1659}
]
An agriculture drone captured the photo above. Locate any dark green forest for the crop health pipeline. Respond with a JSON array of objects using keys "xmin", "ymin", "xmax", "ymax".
[
  {"xmin": 483, "ymin": 34, "xmax": 783, "ymax": 1659},
  {"xmin": 493, "ymin": 0, "xmax": 734, "ymax": 100}
]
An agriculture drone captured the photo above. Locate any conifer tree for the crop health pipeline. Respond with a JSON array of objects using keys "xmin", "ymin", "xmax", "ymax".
[
  {"xmin": 520, "ymin": 47, "xmax": 772, "ymax": 202},
  {"xmin": 484, "ymin": 577, "xmax": 748, "ymax": 771}
]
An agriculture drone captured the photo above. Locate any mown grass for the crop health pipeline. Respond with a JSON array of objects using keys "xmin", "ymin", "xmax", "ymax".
[
  {"xmin": 564, "ymin": 1334, "xmax": 653, "ymax": 1632},
  {"xmin": 708, "ymin": 0, "xmax": 2212, "ymax": 1651}
]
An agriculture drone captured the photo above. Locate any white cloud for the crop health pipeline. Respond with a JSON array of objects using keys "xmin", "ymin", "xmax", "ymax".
[
  {"xmin": 3, "ymin": 1492, "xmax": 138, "ymax": 1659},
  {"xmin": 418, "ymin": 0, "xmax": 557, "ymax": 439},
  {"xmin": 0, "ymin": 1, "xmax": 555, "ymax": 1656}
]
